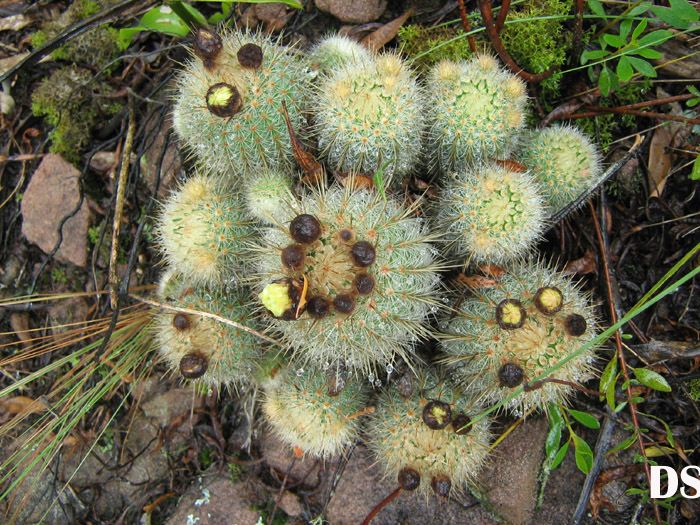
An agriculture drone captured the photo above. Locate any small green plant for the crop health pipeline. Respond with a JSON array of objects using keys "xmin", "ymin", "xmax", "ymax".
[
  {"xmin": 50, "ymin": 268, "xmax": 68, "ymax": 284},
  {"xmin": 543, "ymin": 403, "xmax": 597, "ymax": 475},
  {"xmin": 397, "ymin": 24, "xmax": 476, "ymax": 72},
  {"xmin": 582, "ymin": 0, "xmax": 698, "ymax": 95}
]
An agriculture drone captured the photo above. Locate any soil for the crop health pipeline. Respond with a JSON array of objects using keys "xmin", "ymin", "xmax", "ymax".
[{"xmin": 0, "ymin": 1, "xmax": 698, "ymax": 525}]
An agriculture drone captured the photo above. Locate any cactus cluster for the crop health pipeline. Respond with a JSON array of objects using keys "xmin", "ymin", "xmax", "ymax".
[{"xmin": 152, "ymin": 28, "xmax": 607, "ymax": 499}]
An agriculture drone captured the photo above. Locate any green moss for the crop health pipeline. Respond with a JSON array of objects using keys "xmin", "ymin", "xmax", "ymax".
[
  {"xmin": 688, "ymin": 379, "xmax": 700, "ymax": 402},
  {"xmin": 31, "ymin": 65, "xmax": 117, "ymax": 163},
  {"xmin": 398, "ymin": 24, "xmax": 477, "ymax": 72},
  {"xmin": 499, "ymin": 0, "xmax": 572, "ymax": 96}
]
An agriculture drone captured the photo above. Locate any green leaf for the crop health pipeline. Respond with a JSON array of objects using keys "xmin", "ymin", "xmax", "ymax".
[
  {"xmin": 627, "ymin": 56, "xmax": 658, "ymax": 77},
  {"xmin": 599, "ymin": 66, "xmax": 613, "ymax": 96},
  {"xmin": 636, "ymin": 48, "xmax": 663, "ymax": 60},
  {"xmin": 670, "ymin": 0, "xmax": 699, "ymax": 22},
  {"xmin": 581, "ymin": 49, "xmax": 607, "ymax": 65},
  {"xmin": 638, "ymin": 30, "xmax": 674, "ymax": 47},
  {"xmin": 169, "ymin": 1, "xmax": 208, "ymax": 28},
  {"xmin": 551, "ymin": 439, "xmax": 570, "ymax": 469},
  {"xmin": 139, "ymin": 5, "xmax": 190, "ymax": 37},
  {"xmin": 614, "ymin": 401, "xmax": 628, "ymax": 413},
  {"xmin": 567, "ymin": 409, "xmax": 601, "ymax": 429},
  {"xmin": 603, "ymin": 33, "xmax": 627, "ymax": 48},
  {"xmin": 606, "ymin": 372, "xmax": 619, "ymax": 410},
  {"xmin": 619, "ymin": 18, "xmax": 633, "ymax": 41},
  {"xmin": 629, "ymin": 2, "xmax": 652, "ymax": 16},
  {"xmin": 691, "ymin": 156, "xmax": 700, "ymax": 180},
  {"xmin": 588, "ymin": 0, "xmax": 607, "ymax": 17},
  {"xmin": 599, "ymin": 356, "xmax": 617, "ymax": 402},
  {"xmin": 650, "ymin": 5, "xmax": 691, "ymax": 29},
  {"xmin": 573, "ymin": 434, "xmax": 594, "ymax": 474},
  {"xmin": 626, "ymin": 487, "xmax": 647, "ymax": 496},
  {"xmin": 631, "ymin": 18, "xmax": 648, "ymax": 41},
  {"xmin": 118, "ymin": 27, "xmax": 144, "ymax": 48},
  {"xmin": 607, "ymin": 431, "xmax": 638, "ymax": 454},
  {"xmin": 374, "ymin": 160, "xmax": 393, "ymax": 203},
  {"xmin": 633, "ymin": 367, "xmax": 672, "ymax": 392},
  {"xmin": 617, "ymin": 55, "xmax": 635, "ymax": 81},
  {"xmin": 191, "ymin": 0, "xmax": 304, "ymax": 9},
  {"xmin": 545, "ymin": 415, "xmax": 563, "ymax": 459}
]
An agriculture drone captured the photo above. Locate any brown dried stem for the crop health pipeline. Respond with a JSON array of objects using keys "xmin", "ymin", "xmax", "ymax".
[
  {"xmin": 457, "ymin": 0, "xmax": 478, "ymax": 53},
  {"xmin": 569, "ymin": 106, "xmax": 700, "ymax": 125},
  {"xmin": 478, "ymin": 0, "xmax": 557, "ymax": 83},
  {"xmin": 495, "ymin": 0, "xmax": 511, "ymax": 32},
  {"xmin": 362, "ymin": 487, "xmax": 402, "ymax": 525}
]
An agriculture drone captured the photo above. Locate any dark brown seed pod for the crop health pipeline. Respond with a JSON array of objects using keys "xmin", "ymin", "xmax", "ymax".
[
  {"xmin": 398, "ymin": 467, "xmax": 421, "ymax": 491},
  {"xmin": 565, "ymin": 313, "xmax": 587, "ymax": 336},
  {"xmin": 451, "ymin": 413, "xmax": 471, "ymax": 435},
  {"xmin": 431, "ymin": 475, "xmax": 451, "ymax": 498},
  {"xmin": 495, "ymin": 299, "xmax": 526, "ymax": 330},
  {"xmin": 306, "ymin": 295, "xmax": 330, "ymax": 319},
  {"xmin": 289, "ymin": 214, "xmax": 322, "ymax": 244},
  {"xmin": 422, "ymin": 400, "xmax": 452, "ymax": 430},
  {"xmin": 281, "ymin": 244, "xmax": 305, "ymax": 270},
  {"xmin": 206, "ymin": 83, "xmax": 242, "ymax": 118},
  {"xmin": 179, "ymin": 353, "xmax": 208, "ymax": 379},
  {"xmin": 326, "ymin": 361, "xmax": 347, "ymax": 397},
  {"xmin": 350, "ymin": 241, "xmax": 376, "ymax": 267},
  {"xmin": 193, "ymin": 28, "xmax": 222, "ymax": 66},
  {"xmin": 339, "ymin": 229, "xmax": 353, "ymax": 242},
  {"xmin": 534, "ymin": 286, "xmax": 564, "ymax": 315},
  {"xmin": 498, "ymin": 362, "xmax": 524, "ymax": 388},
  {"xmin": 333, "ymin": 294, "xmax": 356, "ymax": 315},
  {"xmin": 352, "ymin": 272, "xmax": 375, "ymax": 295},
  {"xmin": 172, "ymin": 313, "xmax": 191, "ymax": 331},
  {"xmin": 237, "ymin": 43, "xmax": 263, "ymax": 69}
]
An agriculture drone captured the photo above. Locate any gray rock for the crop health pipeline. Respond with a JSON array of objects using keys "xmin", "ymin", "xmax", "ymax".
[
  {"xmin": 21, "ymin": 154, "xmax": 90, "ymax": 267},
  {"xmin": 315, "ymin": 0, "xmax": 387, "ymax": 24}
]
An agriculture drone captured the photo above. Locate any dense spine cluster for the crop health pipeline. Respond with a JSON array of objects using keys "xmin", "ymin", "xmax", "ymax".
[
  {"xmin": 254, "ymin": 182, "xmax": 441, "ymax": 375},
  {"xmin": 440, "ymin": 261, "xmax": 598, "ymax": 415},
  {"xmin": 172, "ymin": 29, "xmax": 309, "ymax": 177},
  {"xmin": 426, "ymin": 55, "xmax": 527, "ymax": 174},
  {"xmin": 366, "ymin": 369, "xmax": 492, "ymax": 498},
  {"xmin": 312, "ymin": 53, "xmax": 424, "ymax": 180}
]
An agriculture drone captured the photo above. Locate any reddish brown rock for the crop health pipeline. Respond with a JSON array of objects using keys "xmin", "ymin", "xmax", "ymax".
[
  {"xmin": 315, "ymin": 0, "xmax": 387, "ymax": 24},
  {"xmin": 21, "ymin": 154, "xmax": 90, "ymax": 266}
]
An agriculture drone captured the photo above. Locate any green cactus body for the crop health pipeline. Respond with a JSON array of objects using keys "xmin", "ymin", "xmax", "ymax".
[
  {"xmin": 244, "ymin": 169, "xmax": 295, "ymax": 225},
  {"xmin": 436, "ymin": 161, "xmax": 545, "ymax": 265},
  {"xmin": 366, "ymin": 369, "xmax": 492, "ymax": 498},
  {"xmin": 157, "ymin": 173, "xmax": 253, "ymax": 286},
  {"xmin": 262, "ymin": 364, "xmax": 369, "ymax": 458},
  {"xmin": 440, "ymin": 261, "xmax": 598, "ymax": 415},
  {"xmin": 309, "ymin": 34, "xmax": 371, "ymax": 77},
  {"xmin": 172, "ymin": 30, "xmax": 309, "ymax": 177},
  {"xmin": 154, "ymin": 270, "xmax": 262, "ymax": 386},
  {"xmin": 254, "ymin": 182, "xmax": 442, "ymax": 375},
  {"xmin": 426, "ymin": 55, "xmax": 527, "ymax": 174},
  {"xmin": 518, "ymin": 124, "xmax": 603, "ymax": 215},
  {"xmin": 312, "ymin": 53, "xmax": 424, "ymax": 181}
]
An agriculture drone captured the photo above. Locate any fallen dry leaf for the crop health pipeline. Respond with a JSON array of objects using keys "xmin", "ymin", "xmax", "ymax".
[
  {"xmin": 361, "ymin": 7, "xmax": 415, "ymax": 52},
  {"xmin": 456, "ymin": 273, "xmax": 499, "ymax": 290},
  {"xmin": 281, "ymin": 100, "xmax": 324, "ymax": 184},
  {"xmin": 0, "ymin": 395, "xmax": 45, "ymax": 415},
  {"xmin": 0, "ymin": 14, "xmax": 31, "ymax": 32},
  {"xmin": 648, "ymin": 126, "xmax": 674, "ymax": 199},
  {"xmin": 564, "ymin": 249, "xmax": 597, "ymax": 275}
]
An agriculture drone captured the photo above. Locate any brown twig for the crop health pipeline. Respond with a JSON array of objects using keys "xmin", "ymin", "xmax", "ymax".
[
  {"xmin": 362, "ymin": 487, "xmax": 402, "ymax": 525},
  {"xmin": 589, "ymin": 200, "xmax": 662, "ymax": 525},
  {"xmin": 495, "ymin": 0, "xmax": 511, "ymax": 33},
  {"xmin": 478, "ymin": 0, "xmax": 557, "ymax": 83},
  {"xmin": 572, "ymin": 0, "xmax": 585, "ymax": 62},
  {"xmin": 569, "ymin": 105, "xmax": 700, "ymax": 126},
  {"xmin": 456, "ymin": 0, "xmax": 478, "ymax": 53}
]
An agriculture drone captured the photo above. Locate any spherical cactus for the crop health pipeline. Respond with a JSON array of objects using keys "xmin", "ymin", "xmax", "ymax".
[
  {"xmin": 262, "ymin": 363, "xmax": 370, "ymax": 458},
  {"xmin": 253, "ymin": 181, "xmax": 442, "ymax": 375},
  {"xmin": 309, "ymin": 34, "xmax": 371, "ymax": 77},
  {"xmin": 440, "ymin": 261, "xmax": 598, "ymax": 415},
  {"xmin": 154, "ymin": 270, "xmax": 262, "ymax": 386},
  {"xmin": 243, "ymin": 168, "xmax": 295, "ymax": 225},
  {"xmin": 435, "ymin": 161, "xmax": 546, "ymax": 265},
  {"xmin": 156, "ymin": 172, "xmax": 253, "ymax": 286},
  {"xmin": 518, "ymin": 124, "xmax": 603, "ymax": 215},
  {"xmin": 172, "ymin": 29, "xmax": 310, "ymax": 177},
  {"xmin": 426, "ymin": 55, "xmax": 527, "ymax": 174},
  {"xmin": 312, "ymin": 53, "xmax": 424, "ymax": 181},
  {"xmin": 366, "ymin": 368, "xmax": 492, "ymax": 498}
]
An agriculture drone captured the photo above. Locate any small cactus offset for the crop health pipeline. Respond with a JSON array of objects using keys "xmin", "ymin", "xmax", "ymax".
[
  {"xmin": 254, "ymin": 181, "xmax": 442, "ymax": 375},
  {"xmin": 243, "ymin": 168, "xmax": 295, "ymax": 225},
  {"xmin": 441, "ymin": 261, "xmax": 598, "ymax": 415},
  {"xmin": 366, "ymin": 368, "xmax": 492, "ymax": 498},
  {"xmin": 435, "ymin": 161, "xmax": 545, "ymax": 265},
  {"xmin": 154, "ymin": 270, "xmax": 262, "ymax": 386},
  {"xmin": 426, "ymin": 55, "xmax": 527, "ymax": 174},
  {"xmin": 156, "ymin": 172, "xmax": 253, "ymax": 287},
  {"xmin": 262, "ymin": 363, "xmax": 370, "ymax": 458},
  {"xmin": 172, "ymin": 29, "xmax": 309, "ymax": 177},
  {"xmin": 309, "ymin": 34, "xmax": 371, "ymax": 77},
  {"xmin": 518, "ymin": 124, "xmax": 603, "ymax": 214},
  {"xmin": 312, "ymin": 53, "xmax": 424, "ymax": 180}
]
